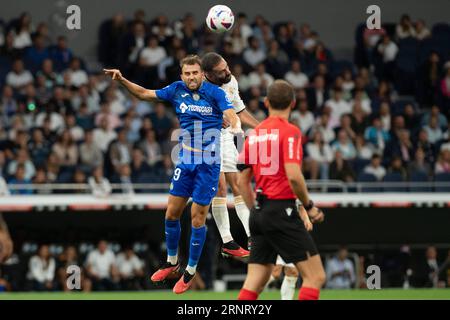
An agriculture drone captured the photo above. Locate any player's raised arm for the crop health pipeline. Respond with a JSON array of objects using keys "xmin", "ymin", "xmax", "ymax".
[
  {"xmin": 103, "ymin": 69, "xmax": 157, "ymax": 101},
  {"xmin": 238, "ymin": 109, "xmax": 260, "ymax": 128},
  {"xmin": 223, "ymin": 108, "xmax": 242, "ymax": 134}
]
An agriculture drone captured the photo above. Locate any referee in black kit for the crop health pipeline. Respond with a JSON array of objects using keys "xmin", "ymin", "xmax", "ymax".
[{"xmin": 237, "ymin": 80, "xmax": 326, "ymax": 300}]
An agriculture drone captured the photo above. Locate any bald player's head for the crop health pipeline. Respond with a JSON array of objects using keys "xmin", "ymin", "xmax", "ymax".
[{"xmin": 266, "ymin": 80, "xmax": 295, "ymax": 110}]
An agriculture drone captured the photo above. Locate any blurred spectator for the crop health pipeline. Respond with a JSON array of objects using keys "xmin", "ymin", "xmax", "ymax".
[
  {"xmin": 65, "ymin": 113, "xmax": 84, "ymax": 142},
  {"xmin": 243, "ymin": 36, "xmax": 266, "ymax": 68},
  {"xmin": 435, "ymin": 149, "xmax": 450, "ymax": 174},
  {"xmin": 329, "ymin": 150, "xmax": 355, "ymax": 182},
  {"xmin": 64, "ymin": 58, "xmax": 88, "ymax": 88},
  {"xmin": 335, "ymin": 114, "xmax": 357, "ymax": 142},
  {"xmin": 248, "ymin": 63, "xmax": 274, "ymax": 91},
  {"xmin": 116, "ymin": 247, "xmax": 144, "ymax": 290},
  {"xmin": 139, "ymin": 36, "xmax": 167, "ymax": 68},
  {"xmin": 246, "ymin": 98, "xmax": 266, "ymax": 122},
  {"xmin": 290, "ymin": 98, "xmax": 314, "ymax": 134},
  {"xmin": 421, "ymin": 105, "xmax": 448, "ymax": 130},
  {"xmin": 88, "ymin": 166, "xmax": 112, "ymax": 197},
  {"xmin": 363, "ymin": 154, "xmax": 386, "ymax": 181},
  {"xmin": 324, "ymin": 88, "xmax": 352, "ymax": 129},
  {"xmin": 112, "ymin": 164, "xmax": 135, "ymax": 195},
  {"xmin": 420, "ymin": 52, "xmax": 442, "ymax": 106},
  {"xmin": 326, "ymin": 246, "xmax": 356, "ymax": 289},
  {"xmin": 332, "ymin": 130, "xmax": 356, "ymax": 161},
  {"xmin": 396, "ymin": 15, "xmax": 416, "ymax": 39},
  {"xmin": 305, "ymin": 131, "xmax": 334, "ymax": 180},
  {"xmin": 52, "ymin": 130, "xmax": 78, "ymax": 167},
  {"xmin": 377, "ymin": 35, "xmax": 398, "ymax": 81},
  {"xmin": 49, "ymin": 36, "xmax": 73, "ymax": 71},
  {"xmin": 35, "ymin": 105, "xmax": 65, "ymax": 133},
  {"xmin": 79, "ymin": 129, "xmax": 104, "ymax": 171},
  {"xmin": 72, "ymin": 169, "xmax": 87, "ymax": 190},
  {"xmin": 57, "ymin": 246, "xmax": 92, "ymax": 292},
  {"xmin": 413, "ymin": 246, "xmax": 440, "ymax": 288},
  {"xmin": 440, "ymin": 64, "xmax": 450, "ymax": 107},
  {"xmin": 27, "ymin": 244, "xmax": 56, "ymax": 291},
  {"xmin": 98, "ymin": 14, "xmax": 127, "ymax": 67},
  {"xmin": 403, "ymin": 103, "xmax": 420, "ymax": 133},
  {"xmin": 414, "ymin": 19, "xmax": 431, "ymax": 40},
  {"xmin": 0, "ymin": 85, "xmax": 18, "ymax": 128},
  {"xmin": 354, "ymin": 134, "xmax": 374, "ymax": 160},
  {"xmin": 46, "ymin": 153, "xmax": 60, "ymax": 183},
  {"xmin": 7, "ymin": 149, "xmax": 36, "ymax": 181},
  {"xmin": 265, "ymin": 40, "xmax": 289, "ymax": 78},
  {"xmin": 24, "ymin": 34, "xmax": 49, "ymax": 73},
  {"xmin": 309, "ymin": 113, "xmax": 335, "ymax": 144},
  {"xmin": 6, "ymin": 59, "xmax": 33, "ymax": 93},
  {"xmin": 32, "ymin": 167, "xmax": 52, "ymax": 195},
  {"xmin": 130, "ymin": 148, "xmax": 151, "ymax": 181},
  {"xmin": 109, "ymin": 128, "xmax": 133, "ymax": 173},
  {"xmin": 138, "ymin": 129, "xmax": 162, "ymax": 167},
  {"xmin": 8, "ymin": 164, "xmax": 32, "ymax": 195},
  {"xmin": 284, "ymin": 60, "xmax": 309, "ymax": 89},
  {"xmin": 408, "ymin": 147, "xmax": 432, "ymax": 177},
  {"xmin": 387, "ymin": 156, "xmax": 408, "ymax": 180},
  {"xmin": 85, "ymin": 240, "xmax": 120, "ymax": 291},
  {"xmin": 307, "ymin": 75, "xmax": 329, "ymax": 111},
  {"xmin": 364, "ymin": 117, "xmax": 390, "ymax": 152},
  {"xmin": 93, "ymin": 117, "xmax": 118, "ymax": 152},
  {"xmin": 122, "ymin": 21, "xmax": 146, "ymax": 65},
  {"xmin": 149, "ymin": 102, "xmax": 173, "ymax": 142},
  {"xmin": 384, "ymin": 129, "xmax": 413, "ymax": 164},
  {"xmin": 12, "ymin": 13, "xmax": 32, "ymax": 49},
  {"xmin": 423, "ymin": 116, "xmax": 443, "ymax": 145}
]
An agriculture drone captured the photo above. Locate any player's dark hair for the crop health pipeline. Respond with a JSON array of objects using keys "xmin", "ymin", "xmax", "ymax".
[
  {"xmin": 201, "ymin": 52, "xmax": 223, "ymax": 73},
  {"xmin": 267, "ymin": 80, "xmax": 295, "ymax": 110},
  {"xmin": 180, "ymin": 55, "xmax": 202, "ymax": 69}
]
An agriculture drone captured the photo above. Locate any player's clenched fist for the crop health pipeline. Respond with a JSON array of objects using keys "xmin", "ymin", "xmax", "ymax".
[{"xmin": 104, "ymin": 68, "xmax": 123, "ymax": 81}]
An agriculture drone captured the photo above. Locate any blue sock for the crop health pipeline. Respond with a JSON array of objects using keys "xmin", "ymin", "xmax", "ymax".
[
  {"xmin": 165, "ymin": 219, "xmax": 181, "ymax": 259},
  {"xmin": 188, "ymin": 225, "xmax": 207, "ymax": 271}
]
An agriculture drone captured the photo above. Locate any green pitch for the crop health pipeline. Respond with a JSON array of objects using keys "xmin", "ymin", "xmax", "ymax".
[{"xmin": 1, "ymin": 289, "xmax": 449, "ymax": 300}]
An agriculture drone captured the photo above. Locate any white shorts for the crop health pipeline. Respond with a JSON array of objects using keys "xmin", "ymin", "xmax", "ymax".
[
  {"xmin": 276, "ymin": 255, "xmax": 295, "ymax": 268},
  {"xmin": 220, "ymin": 129, "xmax": 238, "ymax": 173}
]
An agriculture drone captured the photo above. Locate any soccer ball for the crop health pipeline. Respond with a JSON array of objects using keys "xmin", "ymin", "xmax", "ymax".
[{"xmin": 206, "ymin": 5, "xmax": 234, "ymax": 33}]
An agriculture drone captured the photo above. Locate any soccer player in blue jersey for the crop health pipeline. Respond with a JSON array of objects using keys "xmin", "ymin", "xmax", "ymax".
[{"xmin": 104, "ymin": 55, "xmax": 241, "ymax": 294}]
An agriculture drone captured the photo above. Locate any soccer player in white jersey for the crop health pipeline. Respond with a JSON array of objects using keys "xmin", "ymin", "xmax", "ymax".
[{"xmin": 202, "ymin": 53, "xmax": 260, "ymax": 259}]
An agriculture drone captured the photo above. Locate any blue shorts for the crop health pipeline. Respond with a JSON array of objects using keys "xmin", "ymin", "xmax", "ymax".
[{"xmin": 169, "ymin": 162, "xmax": 221, "ymax": 206}]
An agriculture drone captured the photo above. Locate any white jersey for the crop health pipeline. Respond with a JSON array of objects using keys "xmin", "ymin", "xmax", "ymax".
[{"xmin": 220, "ymin": 75, "xmax": 246, "ymax": 172}]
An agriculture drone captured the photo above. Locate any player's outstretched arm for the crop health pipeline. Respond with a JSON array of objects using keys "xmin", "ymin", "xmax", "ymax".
[
  {"xmin": 103, "ymin": 69, "xmax": 157, "ymax": 101},
  {"xmin": 238, "ymin": 109, "xmax": 260, "ymax": 129},
  {"xmin": 223, "ymin": 109, "xmax": 242, "ymax": 134}
]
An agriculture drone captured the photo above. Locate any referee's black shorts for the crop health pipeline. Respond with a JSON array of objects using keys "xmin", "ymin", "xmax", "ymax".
[{"xmin": 249, "ymin": 198, "xmax": 319, "ymax": 265}]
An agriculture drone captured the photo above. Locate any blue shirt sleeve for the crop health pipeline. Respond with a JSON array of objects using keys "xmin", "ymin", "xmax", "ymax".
[
  {"xmin": 156, "ymin": 82, "xmax": 177, "ymax": 102},
  {"xmin": 213, "ymin": 86, "xmax": 234, "ymax": 112}
]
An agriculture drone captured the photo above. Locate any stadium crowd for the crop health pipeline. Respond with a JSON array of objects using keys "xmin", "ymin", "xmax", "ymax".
[
  {"xmin": 1, "ymin": 11, "xmax": 450, "ymax": 292},
  {"xmin": 0, "ymin": 11, "xmax": 449, "ymax": 195}
]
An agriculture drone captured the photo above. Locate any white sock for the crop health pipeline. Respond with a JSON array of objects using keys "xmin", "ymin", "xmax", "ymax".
[
  {"xmin": 186, "ymin": 265, "xmax": 196, "ymax": 275},
  {"xmin": 212, "ymin": 197, "xmax": 233, "ymax": 243},
  {"xmin": 281, "ymin": 276, "xmax": 297, "ymax": 300},
  {"xmin": 234, "ymin": 195, "xmax": 250, "ymax": 237},
  {"xmin": 167, "ymin": 255, "xmax": 178, "ymax": 265}
]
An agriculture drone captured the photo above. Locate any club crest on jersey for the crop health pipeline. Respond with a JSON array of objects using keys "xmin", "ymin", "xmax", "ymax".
[
  {"xmin": 193, "ymin": 93, "xmax": 200, "ymax": 101},
  {"xmin": 180, "ymin": 102, "xmax": 189, "ymax": 113}
]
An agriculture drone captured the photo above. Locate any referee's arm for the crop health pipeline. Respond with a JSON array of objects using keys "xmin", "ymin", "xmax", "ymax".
[
  {"xmin": 285, "ymin": 163, "xmax": 311, "ymax": 206},
  {"xmin": 238, "ymin": 167, "xmax": 255, "ymax": 209}
]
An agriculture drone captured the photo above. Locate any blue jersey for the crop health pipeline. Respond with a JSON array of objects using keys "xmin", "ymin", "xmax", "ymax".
[{"xmin": 156, "ymin": 81, "xmax": 233, "ymax": 153}]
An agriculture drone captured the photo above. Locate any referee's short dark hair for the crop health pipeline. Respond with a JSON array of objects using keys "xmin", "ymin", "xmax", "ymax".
[
  {"xmin": 267, "ymin": 80, "xmax": 295, "ymax": 110},
  {"xmin": 201, "ymin": 52, "xmax": 223, "ymax": 72}
]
